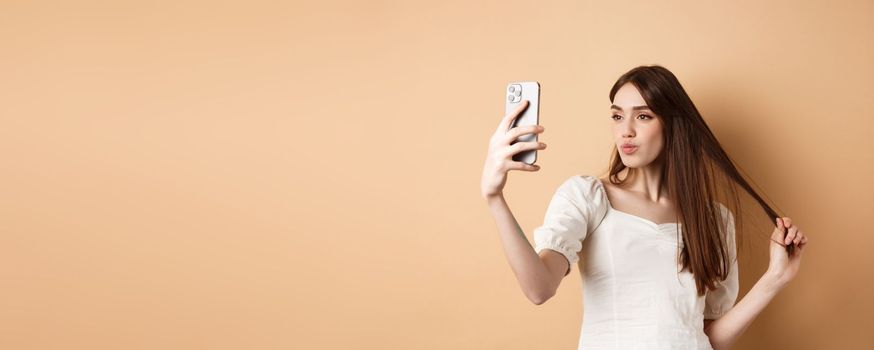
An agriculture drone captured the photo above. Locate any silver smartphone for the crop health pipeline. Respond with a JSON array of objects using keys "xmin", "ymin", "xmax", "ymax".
[{"xmin": 505, "ymin": 81, "xmax": 541, "ymax": 165}]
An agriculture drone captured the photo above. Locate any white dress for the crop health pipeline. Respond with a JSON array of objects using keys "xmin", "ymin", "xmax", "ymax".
[{"xmin": 532, "ymin": 175, "xmax": 739, "ymax": 350}]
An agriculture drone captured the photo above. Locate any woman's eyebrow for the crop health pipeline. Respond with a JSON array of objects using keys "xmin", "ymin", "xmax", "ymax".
[{"xmin": 610, "ymin": 104, "xmax": 651, "ymax": 111}]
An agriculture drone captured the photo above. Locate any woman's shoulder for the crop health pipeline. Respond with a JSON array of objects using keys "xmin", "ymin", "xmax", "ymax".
[
  {"xmin": 712, "ymin": 201, "xmax": 734, "ymax": 222},
  {"xmin": 559, "ymin": 174, "xmax": 606, "ymax": 190},
  {"xmin": 554, "ymin": 174, "xmax": 608, "ymax": 205}
]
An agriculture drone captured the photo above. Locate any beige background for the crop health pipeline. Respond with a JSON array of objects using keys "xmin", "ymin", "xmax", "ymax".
[{"xmin": 1, "ymin": 0, "xmax": 872, "ymax": 349}]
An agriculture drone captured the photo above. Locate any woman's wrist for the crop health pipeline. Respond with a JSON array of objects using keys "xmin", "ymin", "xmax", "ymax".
[
  {"xmin": 484, "ymin": 192, "xmax": 505, "ymax": 204},
  {"xmin": 761, "ymin": 269, "xmax": 788, "ymax": 294}
]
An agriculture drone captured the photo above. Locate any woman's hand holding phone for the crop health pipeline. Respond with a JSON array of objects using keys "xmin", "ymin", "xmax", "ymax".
[{"xmin": 480, "ymin": 99, "xmax": 548, "ymax": 200}]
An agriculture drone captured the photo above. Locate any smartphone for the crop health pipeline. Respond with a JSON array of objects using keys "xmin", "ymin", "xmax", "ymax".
[{"xmin": 505, "ymin": 81, "xmax": 541, "ymax": 165}]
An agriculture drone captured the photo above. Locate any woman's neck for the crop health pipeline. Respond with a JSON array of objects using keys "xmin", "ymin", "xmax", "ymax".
[{"xmin": 620, "ymin": 165, "xmax": 668, "ymax": 204}]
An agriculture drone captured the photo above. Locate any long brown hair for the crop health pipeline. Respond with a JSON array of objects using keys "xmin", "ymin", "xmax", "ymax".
[{"xmin": 605, "ymin": 65, "xmax": 788, "ymax": 296}]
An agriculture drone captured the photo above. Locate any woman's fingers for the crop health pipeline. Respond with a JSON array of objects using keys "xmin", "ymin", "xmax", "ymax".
[
  {"xmin": 488, "ymin": 100, "xmax": 544, "ymax": 175},
  {"xmin": 507, "ymin": 161, "xmax": 540, "ymax": 172},
  {"xmin": 774, "ymin": 216, "xmax": 809, "ymax": 256},
  {"xmin": 793, "ymin": 229, "xmax": 804, "ymax": 245},
  {"xmin": 784, "ymin": 226, "xmax": 799, "ymax": 245},
  {"xmin": 507, "ymin": 141, "xmax": 547, "ymax": 157},
  {"xmin": 503, "ymin": 124, "xmax": 544, "ymax": 144},
  {"xmin": 497, "ymin": 99, "xmax": 529, "ymax": 133},
  {"xmin": 771, "ymin": 218, "xmax": 786, "ymax": 245}
]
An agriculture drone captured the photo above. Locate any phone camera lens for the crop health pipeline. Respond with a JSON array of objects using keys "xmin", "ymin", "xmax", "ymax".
[{"xmin": 508, "ymin": 86, "xmax": 516, "ymax": 93}]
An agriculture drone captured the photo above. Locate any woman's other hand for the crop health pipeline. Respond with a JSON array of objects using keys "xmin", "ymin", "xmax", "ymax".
[{"xmin": 766, "ymin": 217, "xmax": 809, "ymax": 289}]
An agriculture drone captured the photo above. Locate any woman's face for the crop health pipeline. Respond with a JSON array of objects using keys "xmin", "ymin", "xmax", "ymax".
[{"xmin": 610, "ymin": 83, "xmax": 664, "ymax": 169}]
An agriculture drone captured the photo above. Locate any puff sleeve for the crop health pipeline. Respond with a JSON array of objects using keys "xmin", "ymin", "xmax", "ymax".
[
  {"xmin": 532, "ymin": 175, "xmax": 609, "ymax": 276},
  {"xmin": 704, "ymin": 202, "xmax": 740, "ymax": 319}
]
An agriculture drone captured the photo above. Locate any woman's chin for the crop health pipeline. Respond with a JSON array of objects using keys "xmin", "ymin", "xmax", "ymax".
[
  {"xmin": 621, "ymin": 159, "xmax": 650, "ymax": 169},
  {"xmin": 620, "ymin": 158, "xmax": 638, "ymax": 167}
]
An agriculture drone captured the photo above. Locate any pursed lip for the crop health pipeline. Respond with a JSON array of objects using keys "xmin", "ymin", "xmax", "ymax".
[
  {"xmin": 621, "ymin": 143, "xmax": 638, "ymax": 149},
  {"xmin": 620, "ymin": 144, "xmax": 638, "ymax": 154}
]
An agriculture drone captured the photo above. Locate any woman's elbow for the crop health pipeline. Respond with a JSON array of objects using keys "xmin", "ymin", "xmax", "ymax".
[{"xmin": 526, "ymin": 289, "xmax": 555, "ymax": 305}]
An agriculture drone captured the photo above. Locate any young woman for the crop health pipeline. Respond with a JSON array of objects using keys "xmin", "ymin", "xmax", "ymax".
[{"xmin": 480, "ymin": 65, "xmax": 809, "ymax": 349}]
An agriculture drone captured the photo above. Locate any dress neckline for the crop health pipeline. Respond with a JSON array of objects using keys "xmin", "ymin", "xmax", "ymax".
[{"xmin": 591, "ymin": 176, "xmax": 681, "ymax": 228}]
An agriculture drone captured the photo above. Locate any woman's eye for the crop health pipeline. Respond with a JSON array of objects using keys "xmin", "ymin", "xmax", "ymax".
[{"xmin": 612, "ymin": 114, "xmax": 652, "ymax": 121}]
